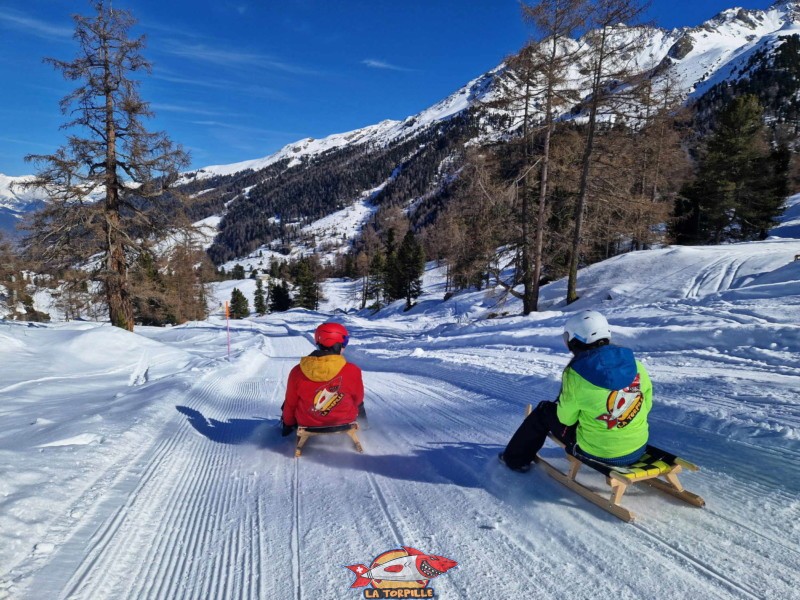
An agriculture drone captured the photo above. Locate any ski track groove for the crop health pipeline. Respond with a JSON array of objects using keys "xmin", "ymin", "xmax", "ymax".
[
  {"xmin": 60, "ymin": 425, "xmax": 185, "ymax": 599},
  {"xmin": 214, "ymin": 470, "xmax": 235, "ymax": 600},
  {"xmin": 292, "ymin": 458, "xmax": 302, "ymax": 600},
  {"xmin": 419, "ymin": 451, "xmax": 554, "ymax": 597},
  {"xmin": 144, "ymin": 431, "xmax": 206, "ymax": 598},
  {"xmin": 365, "ymin": 372, "xmax": 562, "ymax": 597},
  {"xmin": 162, "ymin": 429, "xmax": 221, "ymax": 600},
  {"xmin": 255, "ymin": 490, "xmax": 266, "ymax": 598},
  {"xmin": 706, "ymin": 508, "xmax": 800, "ymax": 561},
  {"xmin": 216, "ymin": 378, "xmax": 264, "ymax": 600},
  {"xmin": 59, "ymin": 368, "xmax": 270, "ymax": 600},
  {"xmin": 362, "ymin": 469, "xmax": 477, "ymax": 600},
  {"xmin": 111, "ymin": 434, "xmax": 184, "ymax": 599},
  {"xmin": 632, "ymin": 523, "xmax": 763, "ymax": 600},
  {"xmin": 151, "ymin": 439, "xmax": 209, "ymax": 597},
  {"xmin": 132, "ymin": 376, "xmax": 225, "ymax": 600},
  {"xmin": 367, "ymin": 370, "xmax": 513, "ymax": 438},
  {"xmin": 363, "ymin": 471, "xmax": 404, "ymax": 546}
]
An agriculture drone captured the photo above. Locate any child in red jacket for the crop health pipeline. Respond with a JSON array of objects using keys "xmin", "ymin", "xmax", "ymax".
[{"xmin": 281, "ymin": 322, "xmax": 364, "ymax": 435}]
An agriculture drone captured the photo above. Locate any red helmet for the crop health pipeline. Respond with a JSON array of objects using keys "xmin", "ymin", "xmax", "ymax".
[{"xmin": 314, "ymin": 322, "xmax": 349, "ymax": 348}]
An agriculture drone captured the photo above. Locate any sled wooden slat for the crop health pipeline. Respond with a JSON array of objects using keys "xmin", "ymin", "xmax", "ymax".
[
  {"xmin": 295, "ymin": 422, "xmax": 363, "ymax": 457},
  {"xmin": 643, "ymin": 477, "xmax": 706, "ymax": 507},
  {"xmin": 535, "ymin": 455, "xmax": 635, "ymax": 522},
  {"xmin": 675, "ymin": 457, "xmax": 700, "ymax": 472},
  {"xmin": 524, "ymin": 404, "xmax": 704, "ymax": 521}
]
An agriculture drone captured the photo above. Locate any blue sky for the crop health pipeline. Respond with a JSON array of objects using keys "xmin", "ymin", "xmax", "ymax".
[{"xmin": 0, "ymin": 0, "xmax": 777, "ymax": 176}]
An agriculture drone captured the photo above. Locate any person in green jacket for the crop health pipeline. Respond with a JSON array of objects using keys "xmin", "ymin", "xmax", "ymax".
[{"xmin": 499, "ymin": 310, "xmax": 652, "ymax": 473}]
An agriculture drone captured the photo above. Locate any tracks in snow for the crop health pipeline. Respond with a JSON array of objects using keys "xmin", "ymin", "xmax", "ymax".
[
  {"xmin": 16, "ymin": 339, "xmax": 296, "ymax": 599},
  {"xmin": 9, "ymin": 327, "xmax": 799, "ymax": 599}
]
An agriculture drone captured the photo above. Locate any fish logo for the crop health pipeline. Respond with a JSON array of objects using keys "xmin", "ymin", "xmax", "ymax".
[
  {"xmin": 596, "ymin": 374, "xmax": 644, "ymax": 429},
  {"xmin": 346, "ymin": 546, "xmax": 458, "ymax": 598},
  {"xmin": 313, "ymin": 376, "xmax": 344, "ymax": 416}
]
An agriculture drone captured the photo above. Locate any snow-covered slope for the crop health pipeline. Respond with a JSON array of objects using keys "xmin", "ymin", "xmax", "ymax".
[
  {"xmin": 0, "ymin": 174, "xmax": 43, "ymax": 237},
  {"xmin": 2, "ymin": 221, "xmax": 799, "ymax": 598},
  {"xmin": 191, "ymin": 2, "xmax": 800, "ymax": 184},
  {"xmin": 662, "ymin": 3, "xmax": 796, "ymax": 95},
  {"xmin": 181, "ymin": 2, "xmax": 800, "ymax": 267},
  {"xmin": 11, "ymin": 3, "xmax": 800, "ymax": 254}
]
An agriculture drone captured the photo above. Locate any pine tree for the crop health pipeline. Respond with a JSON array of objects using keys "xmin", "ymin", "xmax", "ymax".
[
  {"xmin": 396, "ymin": 230, "xmax": 426, "ymax": 310},
  {"xmin": 675, "ymin": 95, "xmax": 787, "ymax": 243},
  {"xmin": 439, "ymin": 151, "xmax": 511, "ymax": 293},
  {"xmin": 355, "ymin": 251, "xmax": 371, "ymax": 309},
  {"xmin": 166, "ymin": 240, "xmax": 212, "ymax": 323},
  {"xmin": 367, "ymin": 251, "xmax": 386, "ymax": 308},
  {"xmin": 22, "ymin": 1, "xmax": 188, "ymax": 331},
  {"xmin": 490, "ymin": 0, "xmax": 588, "ymax": 314},
  {"xmin": 129, "ymin": 250, "xmax": 169, "ymax": 325},
  {"xmin": 293, "ymin": 257, "xmax": 322, "ymax": 310},
  {"xmin": 750, "ymin": 145, "xmax": 790, "ymax": 240},
  {"xmin": 231, "ymin": 264, "xmax": 246, "ymax": 279},
  {"xmin": 269, "ymin": 281, "xmax": 292, "ymax": 312},
  {"xmin": 381, "ymin": 228, "xmax": 404, "ymax": 302},
  {"xmin": 54, "ymin": 270, "xmax": 92, "ymax": 321},
  {"xmin": 254, "ymin": 278, "xmax": 268, "ymax": 315},
  {"xmin": 229, "ymin": 287, "xmax": 249, "ymax": 319},
  {"xmin": 0, "ymin": 233, "xmax": 26, "ymax": 319},
  {"xmin": 566, "ymin": 0, "xmax": 650, "ymax": 304}
]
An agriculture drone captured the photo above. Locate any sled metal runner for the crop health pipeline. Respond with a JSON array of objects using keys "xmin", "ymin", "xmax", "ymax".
[
  {"xmin": 294, "ymin": 422, "xmax": 363, "ymax": 457},
  {"xmin": 526, "ymin": 405, "xmax": 705, "ymax": 522}
]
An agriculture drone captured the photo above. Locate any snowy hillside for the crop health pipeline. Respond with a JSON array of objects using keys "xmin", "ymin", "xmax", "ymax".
[
  {"xmin": 184, "ymin": 1, "xmax": 800, "ymax": 265},
  {"xmin": 667, "ymin": 3, "xmax": 799, "ymax": 96},
  {"xmin": 0, "ymin": 174, "xmax": 43, "ymax": 237},
  {"xmin": 2, "ymin": 217, "xmax": 800, "ymax": 598},
  {"xmin": 10, "ymin": 3, "xmax": 800, "ymax": 256},
  {"xmin": 195, "ymin": 2, "xmax": 800, "ymax": 183}
]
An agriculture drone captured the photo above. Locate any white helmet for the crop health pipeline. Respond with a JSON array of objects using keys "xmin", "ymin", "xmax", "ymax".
[{"xmin": 563, "ymin": 310, "xmax": 611, "ymax": 346}]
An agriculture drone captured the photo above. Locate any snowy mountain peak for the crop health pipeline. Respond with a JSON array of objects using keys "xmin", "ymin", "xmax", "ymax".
[
  {"xmin": 0, "ymin": 174, "xmax": 45, "ymax": 236},
  {"xmin": 193, "ymin": 3, "xmax": 800, "ymax": 182},
  {"xmin": 187, "ymin": 69, "xmax": 499, "ymax": 182},
  {"xmin": 0, "ymin": 173, "xmax": 40, "ymax": 210}
]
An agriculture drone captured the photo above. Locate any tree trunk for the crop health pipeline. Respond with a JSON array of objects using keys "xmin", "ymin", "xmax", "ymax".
[
  {"xmin": 567, "ymin": 27, "xmax": 607, "ymax": 305},
  {"xmin": 102, "ymin": 33, "xmax": 134, "ymax": 331},
  {"xmin": 521, "ymin": 77, "xmax": 535, "ymax": 315},
  {"xmin": 531, "ymin": 33, "xmax": 561, "ymax": 313}
]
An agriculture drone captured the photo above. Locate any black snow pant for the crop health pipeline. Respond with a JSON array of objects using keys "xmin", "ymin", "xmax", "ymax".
[{"xmin": 502, "ymin": 400, "xmax": 576, "ymax": 469}]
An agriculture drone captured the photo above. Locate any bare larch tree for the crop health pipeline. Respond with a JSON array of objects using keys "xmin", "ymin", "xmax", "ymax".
[
  {"xmin": 522, "ymin": 0, "xmax": 588, "ymax": 312},
  {"xmin": 23, "ymin": 1, "xmax": 189, "ymax": 330},
  {"xmin": 566, "ymin": 0, "xmax": 649, "ymax": 304}
]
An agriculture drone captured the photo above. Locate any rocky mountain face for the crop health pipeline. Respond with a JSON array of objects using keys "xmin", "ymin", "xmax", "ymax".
[
  {"xmin": 187, "ymin": 1, "xmax": 800, "ymax": 266},
  {"xmin": 7, "ymin": 2, "xmax": 800, "ymax": 254}
]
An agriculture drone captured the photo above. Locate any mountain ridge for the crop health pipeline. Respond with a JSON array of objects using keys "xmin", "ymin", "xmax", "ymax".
[
  {"xmin": 194, "ymin": 1, "xmax": 800, "ymax": 266},
  {"xmin": 4, "ymin": 2, "xmax": 800, "ymax": 250},
  {"xmin": 192, "ymin": 2, "xmax": 800, "ymax": 183}
]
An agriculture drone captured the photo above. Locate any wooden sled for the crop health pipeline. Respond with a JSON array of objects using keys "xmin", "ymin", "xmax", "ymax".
[
  {"xmin": 525, "ymin": 405, "xmax": 705, "ymax": 522},
  {"xmin": 295, "ymin": 422, "xmax": 363, "ymax": 458}
]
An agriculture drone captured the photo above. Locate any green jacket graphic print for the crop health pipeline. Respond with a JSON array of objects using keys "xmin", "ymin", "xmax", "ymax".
[{"xmin": 556, "ymin": 345, "xmax": 652, "ymax": 459}]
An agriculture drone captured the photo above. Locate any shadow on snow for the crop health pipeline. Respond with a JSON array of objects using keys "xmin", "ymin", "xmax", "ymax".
[
  {"xmin": 176, "ymin": 405, "xmax": 278, "ymax": 448},
  {"xmin": 174, "ymin": 405, "xmax": 628, "ymax": 521}
]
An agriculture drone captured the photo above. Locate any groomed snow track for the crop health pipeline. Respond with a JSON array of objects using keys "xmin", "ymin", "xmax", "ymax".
[{"xmin": 1, "ymin": 321, "xmax": 798, "ymax": 599}]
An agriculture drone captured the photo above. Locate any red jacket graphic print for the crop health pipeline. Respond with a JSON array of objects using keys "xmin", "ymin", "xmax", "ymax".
[{"xmin": 282, "ymin": 354, "xmax": 364, "ymax": 428}]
